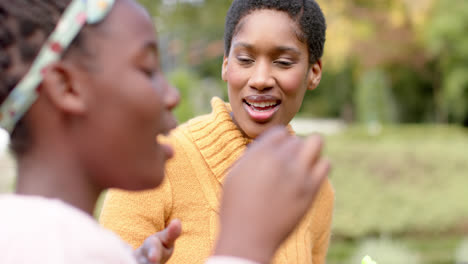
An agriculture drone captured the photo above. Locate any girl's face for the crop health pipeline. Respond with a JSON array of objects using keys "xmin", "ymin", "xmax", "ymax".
[
  {"xmin": 222, "ymin": 9, "xmax": 322, "ymax": 139},
  {"xmin": 74, "ymin": 0, "xmax": 179, "ymax": 190}
]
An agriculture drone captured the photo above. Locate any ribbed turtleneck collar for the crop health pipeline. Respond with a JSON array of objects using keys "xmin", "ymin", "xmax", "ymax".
[{"xmin": 188, "ymin": 97, "xmax": 294, "ymax": 184}]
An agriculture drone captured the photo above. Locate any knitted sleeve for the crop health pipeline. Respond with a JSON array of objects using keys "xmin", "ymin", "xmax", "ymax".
[
  {"xmin": 98, "ymin": 177, "xmax": 173, "ymax": 249},
  {"xmin": 311, "ymin": 179, "xmax": 335, "ymax": 264}
]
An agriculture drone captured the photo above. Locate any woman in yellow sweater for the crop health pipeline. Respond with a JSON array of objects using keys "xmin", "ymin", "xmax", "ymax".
[{"xmin": 100, "ymin": 0, "xmax": 334, "ymax": 263}]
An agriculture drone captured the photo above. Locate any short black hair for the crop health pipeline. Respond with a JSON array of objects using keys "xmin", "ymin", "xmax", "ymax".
[
  {"xmin": 224, "ymin": 0, "xmax": 326, "ymax": 64},
  {"xmin": 0, "ymin": 0, "xmax": 84, "ymax": 156}
]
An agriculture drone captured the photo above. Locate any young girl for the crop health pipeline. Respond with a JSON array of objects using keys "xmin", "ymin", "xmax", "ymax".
[
  {"xmin": 100, "ymin": 1, "xmax": 335, "ymax": 263},
  {"xmin": 0, "ymin": 0, "xmax": 330, "ymax": 263},
  {"xmin": 0, "ymin": 0, "xmax": 181, "ymax": 262}
]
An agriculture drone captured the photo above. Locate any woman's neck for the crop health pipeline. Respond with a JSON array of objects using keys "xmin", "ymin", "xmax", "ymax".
[{"xmin": 15, "ymin": 143, "xmax": 101, "ymax": 216}]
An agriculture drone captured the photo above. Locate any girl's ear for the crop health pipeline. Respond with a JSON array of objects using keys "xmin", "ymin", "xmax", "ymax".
[
  {"xmin": 222, "ymin": 55, "xmax": 228, "ymax": 82},
  {"xmin": 307, "ymin": 59, "xmax": 322, "ymax": 91},
  {"xmin": 40, "ymin": 61, "xmax": 88, "ymax": 115}
]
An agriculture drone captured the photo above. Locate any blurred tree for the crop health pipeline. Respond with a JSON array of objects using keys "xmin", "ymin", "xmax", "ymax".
[
  {"xmin": 423, "ymin": 0, "xmax": 468, "ymax": 124},
  {"xmin": 354, "ymin": 69, "xmax": 398, "ymax": 124}
]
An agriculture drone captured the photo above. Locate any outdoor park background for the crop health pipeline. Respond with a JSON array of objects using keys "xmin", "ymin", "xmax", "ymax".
[{"xmin": 1, "ymin": 0, "xmax": 468, "ymax": 263}]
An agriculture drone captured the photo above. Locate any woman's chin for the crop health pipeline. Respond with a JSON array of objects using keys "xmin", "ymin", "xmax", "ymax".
[{"xmin": 241, "ymin": 122, "xmax": 278, "ymax": 139}]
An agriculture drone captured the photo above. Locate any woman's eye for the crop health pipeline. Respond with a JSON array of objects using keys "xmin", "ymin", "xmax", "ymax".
[
  {"xmin": 141, "ymin": 68, "xmax": 156, "ymax": 78},
  {"xmin": 275, "ymin": 60, "xmax": 293, "ymax": 67},
  {"xmin": 237, "ymin": 56, "xmax": 254, "ymax": 65}
]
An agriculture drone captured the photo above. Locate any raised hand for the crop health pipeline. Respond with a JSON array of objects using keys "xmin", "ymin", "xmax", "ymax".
[
  {"xmin": 215, "ymin": 127, "xmax": 330, "ymax": 263},
  {"xmin": 134, "ymin": 219, "xmax": 182, "ymax": 264}
]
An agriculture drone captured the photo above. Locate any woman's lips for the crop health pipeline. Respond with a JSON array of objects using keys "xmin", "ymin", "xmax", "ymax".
[
  {"xmin": 243, "ymin": 95, "xmax": 281, "ymax": 123},
  {"xmin": 156, "ymin": 115, "xmax": 178, "ymax": 160},
  {"xmin": 155, "ymin": 135, "xmax": 174, "ymax": 160}
]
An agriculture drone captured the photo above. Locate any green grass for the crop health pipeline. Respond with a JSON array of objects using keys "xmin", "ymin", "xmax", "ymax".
[
  {"xmin": 327, "ymin": 236, "xmax": 464, "ymax": 264},
  {"xmin": 325, "ymin": 124, "xmax": 468, "ymax": 263}
]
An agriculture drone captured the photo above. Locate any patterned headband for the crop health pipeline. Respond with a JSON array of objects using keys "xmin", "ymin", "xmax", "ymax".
[{"xmin": 0, "ymin": 0, "xmax": 115, "ymax": 133}]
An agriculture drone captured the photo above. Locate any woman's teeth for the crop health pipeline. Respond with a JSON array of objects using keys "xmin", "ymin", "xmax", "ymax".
[{"xmin": 246, "ymin": 101, "xmax": 277, "ymax": 108}]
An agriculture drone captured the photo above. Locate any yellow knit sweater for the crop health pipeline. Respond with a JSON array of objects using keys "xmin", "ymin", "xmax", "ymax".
[{"xmin": 99, "ymin": 97, "xmax": 335, "ymax": 264}]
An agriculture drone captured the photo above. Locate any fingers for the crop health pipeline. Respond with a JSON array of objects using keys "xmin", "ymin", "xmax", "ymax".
[
  {"xmin": 251, "ymin": 126, "xmax": 289, "ymax": 149},
  {"xmin": 293, "ymin": 134, "xmax": 328, "ymax": 199},
  {"xmin": 160, "ymin": 219, "xmax": 182, "ymax": 248},
  {"xmin": 297, "ymin": 134, "xmax": 323, "ymax": 171},
  {"xmin": 135, "ymin": 236, "xmax": 163, "ymax": 264},
  {"xmin": 138, "ymin": 220, "xmax": 181, "ymax": 264},
  {"xmin": 147, "ymin": 243, "xmax": 162, "ymax": 264},
  {"xmin": 306, "ymin": 158, "xmax": 330, "ymax": 194},
  {"xmin": 275, "ymin": 135, "xmax": 301, "ymax": 157},
  {"xmin": 252, "ymin": 127, "xmax": 301, "ymax": 161}
]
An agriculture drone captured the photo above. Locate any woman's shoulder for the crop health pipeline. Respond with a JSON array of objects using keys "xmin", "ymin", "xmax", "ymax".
[
  {"xmin": 0, "ymin": 195, "xmax": 115, "ymax": 239},
  {"xmin": 0, "ymin": 194, "xmax": 89, "ymax": 222}
]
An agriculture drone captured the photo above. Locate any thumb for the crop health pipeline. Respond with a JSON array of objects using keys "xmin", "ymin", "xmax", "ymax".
[{"xmin": 158, "ymin": 219, "xmax": 182, "ymax": 248}]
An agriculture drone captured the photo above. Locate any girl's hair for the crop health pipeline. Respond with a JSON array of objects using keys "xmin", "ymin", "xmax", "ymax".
[
  {"xmin": 224, "ymin": 0, "xmax": 326, "ymax": 64},
  {"xmin": 0, "ymin": 0, "xmax": 86, "ymax": 156}
]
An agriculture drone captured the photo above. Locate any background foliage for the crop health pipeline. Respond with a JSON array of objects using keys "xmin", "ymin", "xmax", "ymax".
[{"xmin": 140, "ymin": 0, "xmax": 468, "ymax": 126}]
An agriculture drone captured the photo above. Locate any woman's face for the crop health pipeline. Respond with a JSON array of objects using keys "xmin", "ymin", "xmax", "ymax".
[
  {"xmin": 223, "ymin": 9, "xmax": 322, "ymax": 139},
  {"xmin": 75, "ymin": 0, "xmax": 179, "ymax": 190}
]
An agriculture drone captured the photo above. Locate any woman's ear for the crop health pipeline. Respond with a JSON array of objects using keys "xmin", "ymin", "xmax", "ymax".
[
  {"xmin": 40, "ymin": 61, "xmax": 88, "ymax": 115},
  {"xmin": 307, "ymin": 59, "xmax": 322, "ymax": 91},
  {"xmin": 222, "ymin": 55, "xmax": 228, "ymax": 82}
]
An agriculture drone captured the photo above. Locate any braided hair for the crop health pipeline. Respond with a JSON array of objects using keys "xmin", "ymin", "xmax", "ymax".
[{"xmin": 0, "ymin": 0, "xmax": 86, "ymax": 156}]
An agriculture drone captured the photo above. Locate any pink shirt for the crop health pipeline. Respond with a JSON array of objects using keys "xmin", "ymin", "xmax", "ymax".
[
  {"xmin": 206, "ymin": 257, "xmax": 260, "ymax": 264},
  {"xmin": 0, "ymin": 195, "xmax": 137, "ymax": 264}
]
